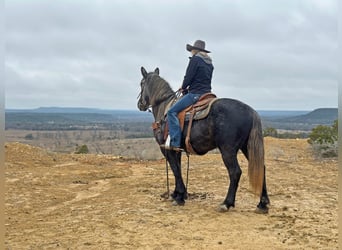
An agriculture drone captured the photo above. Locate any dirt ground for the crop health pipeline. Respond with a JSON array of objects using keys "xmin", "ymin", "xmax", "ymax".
[{"xmin": 5, "ymin": 138, "xmax": 338, "ymax": 249}]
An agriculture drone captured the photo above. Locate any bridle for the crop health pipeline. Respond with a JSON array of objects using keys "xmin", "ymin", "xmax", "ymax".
[{"xmin": 137, "ymin": 73, "xmax": 180, "ymax": 112}]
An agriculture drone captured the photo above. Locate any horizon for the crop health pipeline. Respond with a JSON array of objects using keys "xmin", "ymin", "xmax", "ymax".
[{"xmin": 5, "ymin": 106, "xmax": 338, "ymax": 112}]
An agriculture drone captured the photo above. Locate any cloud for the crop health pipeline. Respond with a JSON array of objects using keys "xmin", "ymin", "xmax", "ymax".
[{"xmin": 5, "ymin": 0, "xmax": 338, "ymax": 110}]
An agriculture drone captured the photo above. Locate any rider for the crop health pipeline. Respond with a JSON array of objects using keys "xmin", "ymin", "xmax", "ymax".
[{"xmin": 164, "ymin": 40, "xmax": 214, "ymax": 151}]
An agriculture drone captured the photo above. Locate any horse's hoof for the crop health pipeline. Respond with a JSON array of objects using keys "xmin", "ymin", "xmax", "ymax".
[
  {"xmin": 160, "ymin": 192, "xmax": 169, "ymax": 199},
  {"xmin": 217, "ymin": 204, "xmax": 228, "ymax": 212},
  {"xmin": 255, "ymin": 207, "xmax": 269, "ymax": 214},
  {"xmin": 172, "ymin": 200, "xmax": 185, "ymax": 206}
]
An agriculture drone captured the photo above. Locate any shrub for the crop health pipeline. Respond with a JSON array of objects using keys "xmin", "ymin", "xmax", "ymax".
[
  {"xmin": 263, "ymin": 127, "xmax": 278, "ymax": 137},
  {"xmin": 75, "ymin": 144, "xmax": 89, "ymax": 154},
  {"xmin": 24, "ymin": 133, "xmax": 34, "ymax": 140},
  {"xmin": 308, "ymin": 120, "xmax": 338, "ymax": 158}
]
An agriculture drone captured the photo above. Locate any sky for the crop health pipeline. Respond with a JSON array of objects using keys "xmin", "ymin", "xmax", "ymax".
[{"xmin": 5, "ymin": 0, "xmax": 338, "ymax": 110}]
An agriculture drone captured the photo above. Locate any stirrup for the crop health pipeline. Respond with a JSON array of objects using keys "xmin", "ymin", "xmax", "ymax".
[
  {"xmin": 160, "ymin": 135, "xmax": 183, "ymax": 152},
  {"xmin": 160, "ymin": 144, "xmax": 183, "ymax": 152}
]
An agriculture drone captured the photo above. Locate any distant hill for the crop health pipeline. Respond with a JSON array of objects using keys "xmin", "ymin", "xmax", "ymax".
[
  {"xmin": 7, "ymin": 107, "xmax": 332, "ymax": 118},
  {"xmin": 6, "ymin": 107, "xmax": 144, "ymax": 115},
  {"xmin": 5, "ymin": 108, "xmax": 153, "ymax": 121},
  {"xmin": 280, "ymin": 108, "xmax": 337, "ymax": 124},
  {"xmin": 5, "ymin": 107, "xmax": 337, "ymax": 131},
  {"xmin": 257, "ymin": 110, "xmax": 309, "ymax": 118},
  {"xmin": 5, "ymin": 108, "xmax": 154, "ymax": 130},
  {"xmin": 261, "ymin": 108, "xmax": 337, "ymax": 131}
]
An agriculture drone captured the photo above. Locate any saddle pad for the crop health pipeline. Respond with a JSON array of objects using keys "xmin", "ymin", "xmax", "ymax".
[{"xmin": 185, "ymin": 98, "xmax": 218, "ymax": 121}]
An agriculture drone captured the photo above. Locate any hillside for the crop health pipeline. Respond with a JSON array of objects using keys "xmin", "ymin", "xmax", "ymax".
[
  {"xmin": 5, "ymin": 110, "xmax": 153, "ymax": 131},
  {"xmin": 261, "ymin": 108, "xmax": 337, "ymax": 131},
  {"xmin": 5, "ymin": 139, "xmax": 338, "ymax": 249},
  {"xmin": 281, "ymin": 108, "xmax": 337, "ymax": 124}
]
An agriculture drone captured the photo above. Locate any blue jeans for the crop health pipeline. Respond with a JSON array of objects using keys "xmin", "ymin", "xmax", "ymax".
[{"xmin": 167, "ymin": 93, "xmax": 201, "ymax": 147}]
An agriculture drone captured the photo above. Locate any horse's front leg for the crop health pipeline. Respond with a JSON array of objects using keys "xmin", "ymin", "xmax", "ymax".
[{"xmin": 166, "ymin": 151, "xmax": 186, "ymax": 206}]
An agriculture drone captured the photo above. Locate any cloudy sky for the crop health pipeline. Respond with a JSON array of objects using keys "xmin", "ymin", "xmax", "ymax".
[{"xmin": 5, "ymin": 0, "xmax": 338, "ymax": 110}]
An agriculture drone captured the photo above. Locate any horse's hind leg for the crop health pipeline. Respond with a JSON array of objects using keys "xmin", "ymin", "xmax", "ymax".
[
  {"xmin": 255, "ymin": 168, "xmax": 270, "ymax": 213},
  {"xmin": 219, "ymin": 149, "xmax": 242, "ymax": 211},
  {"xmin": 241, "ymin": 146, "xmax": 270, "ymax": 213}
]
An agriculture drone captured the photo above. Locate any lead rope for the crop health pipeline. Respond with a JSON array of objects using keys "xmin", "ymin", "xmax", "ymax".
[
  {"xmin": 165, "ymin": 157, "xmax": 170, "ymax": 199},
  {"xmin": 163, "ymin": 88, "xmax": 190, "ymax": 199},
  {"xmin": 185, "ymin": 152, "xmax": 190, "ymax": 196}
]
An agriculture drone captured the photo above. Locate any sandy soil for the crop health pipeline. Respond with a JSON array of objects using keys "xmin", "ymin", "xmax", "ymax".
[{"xmin": 5, "ymin": 138, "xmax": 338, "ymax": 249}]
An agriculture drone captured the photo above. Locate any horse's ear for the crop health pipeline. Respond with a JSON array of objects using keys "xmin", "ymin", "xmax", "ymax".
[
  {"xmin": 154, "ymin": 67, "xmax": 159, "ymax": 75},
  {"xmin": 141, "ymin": 67, "xmax": 148, "ymax": 78}
]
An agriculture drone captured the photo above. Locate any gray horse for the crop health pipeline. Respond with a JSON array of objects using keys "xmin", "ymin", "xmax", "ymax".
[{"xmin": 137, "ymin": 67, "xmax": 270, "ymax": 213}]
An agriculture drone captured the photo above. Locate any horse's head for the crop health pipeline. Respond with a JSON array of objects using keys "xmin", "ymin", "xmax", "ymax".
[{"xmin": 137, "ymin": 66, "xmax": 160, "ymax": 111}]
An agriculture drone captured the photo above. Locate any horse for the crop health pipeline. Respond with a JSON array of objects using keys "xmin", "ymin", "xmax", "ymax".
[{"xmin": 137, "ymin": 67, "xmax": 270, "ymax": 213}]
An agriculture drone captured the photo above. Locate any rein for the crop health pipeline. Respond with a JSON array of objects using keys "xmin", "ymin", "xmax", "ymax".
[
  {"xmin": 153, "ymin": 89, "xmax": 191, "ymax": 198},
  {"xmin": 151, "ymin": 90, "xmax": 181, "ymax": 140},
  {"xmin": 139, "ymin": 76, "xmax": 191, "ymax": 199},
  {"xmin": 154, "ymin": 93, "xmax": 176, "ymax": 108}
]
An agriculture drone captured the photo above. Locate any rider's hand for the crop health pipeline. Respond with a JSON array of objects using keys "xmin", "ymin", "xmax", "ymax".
[{"xmin": 182, "ymin": 88, "xmax": 188, "ymax": 95}]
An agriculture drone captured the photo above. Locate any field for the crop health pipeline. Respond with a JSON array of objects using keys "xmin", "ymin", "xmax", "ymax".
[
  {"xmin": 5, "ymin": 129, "xmax": 163, "ymax": 159},
  {"xmin": 5, "ymin": 138, "xmax": 338, "ymax": 249}
]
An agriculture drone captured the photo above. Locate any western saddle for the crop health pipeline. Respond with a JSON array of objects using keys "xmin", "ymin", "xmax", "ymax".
[{"xmin": 158, "ymin": 92, "xmax": 218, "ymax": 154}]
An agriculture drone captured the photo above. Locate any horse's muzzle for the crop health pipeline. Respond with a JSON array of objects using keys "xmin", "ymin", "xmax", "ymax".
[{"xmin": 137, "ymin": 101, "xmax": 148, "ymax": 111}]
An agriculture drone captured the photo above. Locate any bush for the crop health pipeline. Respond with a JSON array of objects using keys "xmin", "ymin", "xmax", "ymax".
[
  {"xmin": 75, "ymin": 144, "xmax": 89, "ymax": 154},
  {"xmin": 311, "ymin": 142, "xmax": 338, "ymax": 158},
  {"xmin": 263, "ymin": 127, "xmax": 278, "ymax": 137},
  {"xmin": 308, "ymin": 120, "xmax": 338, "ymax": 158},
  {"xmin": 308, "ymin": 120, "xmax": 337, "ymax": 144},
  {"xmin": 24, "ymin": 133, "xmax": 34, "ymax": 140}
]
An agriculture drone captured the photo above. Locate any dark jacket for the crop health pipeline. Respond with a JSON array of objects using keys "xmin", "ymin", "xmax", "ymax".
[{"xmin": 182, "ymin": 52, "xmax": 214, "ymax": 95}]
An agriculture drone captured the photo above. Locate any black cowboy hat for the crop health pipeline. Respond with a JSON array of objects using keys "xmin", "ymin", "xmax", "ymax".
[{"xmin": 186, "ymin": 40, "xmax": 211, "ymax": 53}]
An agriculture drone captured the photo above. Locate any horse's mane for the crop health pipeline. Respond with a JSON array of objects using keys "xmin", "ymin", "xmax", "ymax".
[{"xmin": 147, "ymin": 74, "xmax": 175, "ymax": 106}]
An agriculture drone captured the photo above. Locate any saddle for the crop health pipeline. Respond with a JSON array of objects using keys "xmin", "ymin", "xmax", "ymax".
[
  {"xmin": 166, "ymin": 92, "xmax": 218, "ymax": 154},
  {"xmin": 178, "ymin": 93, "xmax": 217, "ymax": 128}
]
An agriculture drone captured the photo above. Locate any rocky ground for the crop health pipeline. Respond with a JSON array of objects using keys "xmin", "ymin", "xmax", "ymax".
[{"xmin": 5, "ymin": 138, "xmax": 338, "ymax": 249}]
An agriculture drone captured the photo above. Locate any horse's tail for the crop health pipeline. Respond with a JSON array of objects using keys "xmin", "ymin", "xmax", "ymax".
[{"xmin": 247, "ymin": 111, "xmax": 265, "ymax": 197}]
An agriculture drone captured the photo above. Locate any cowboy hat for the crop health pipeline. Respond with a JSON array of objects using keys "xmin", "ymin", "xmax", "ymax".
[{"xmin": 186, "ymin": 40, "xmax": 211, "ymax": 53}]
